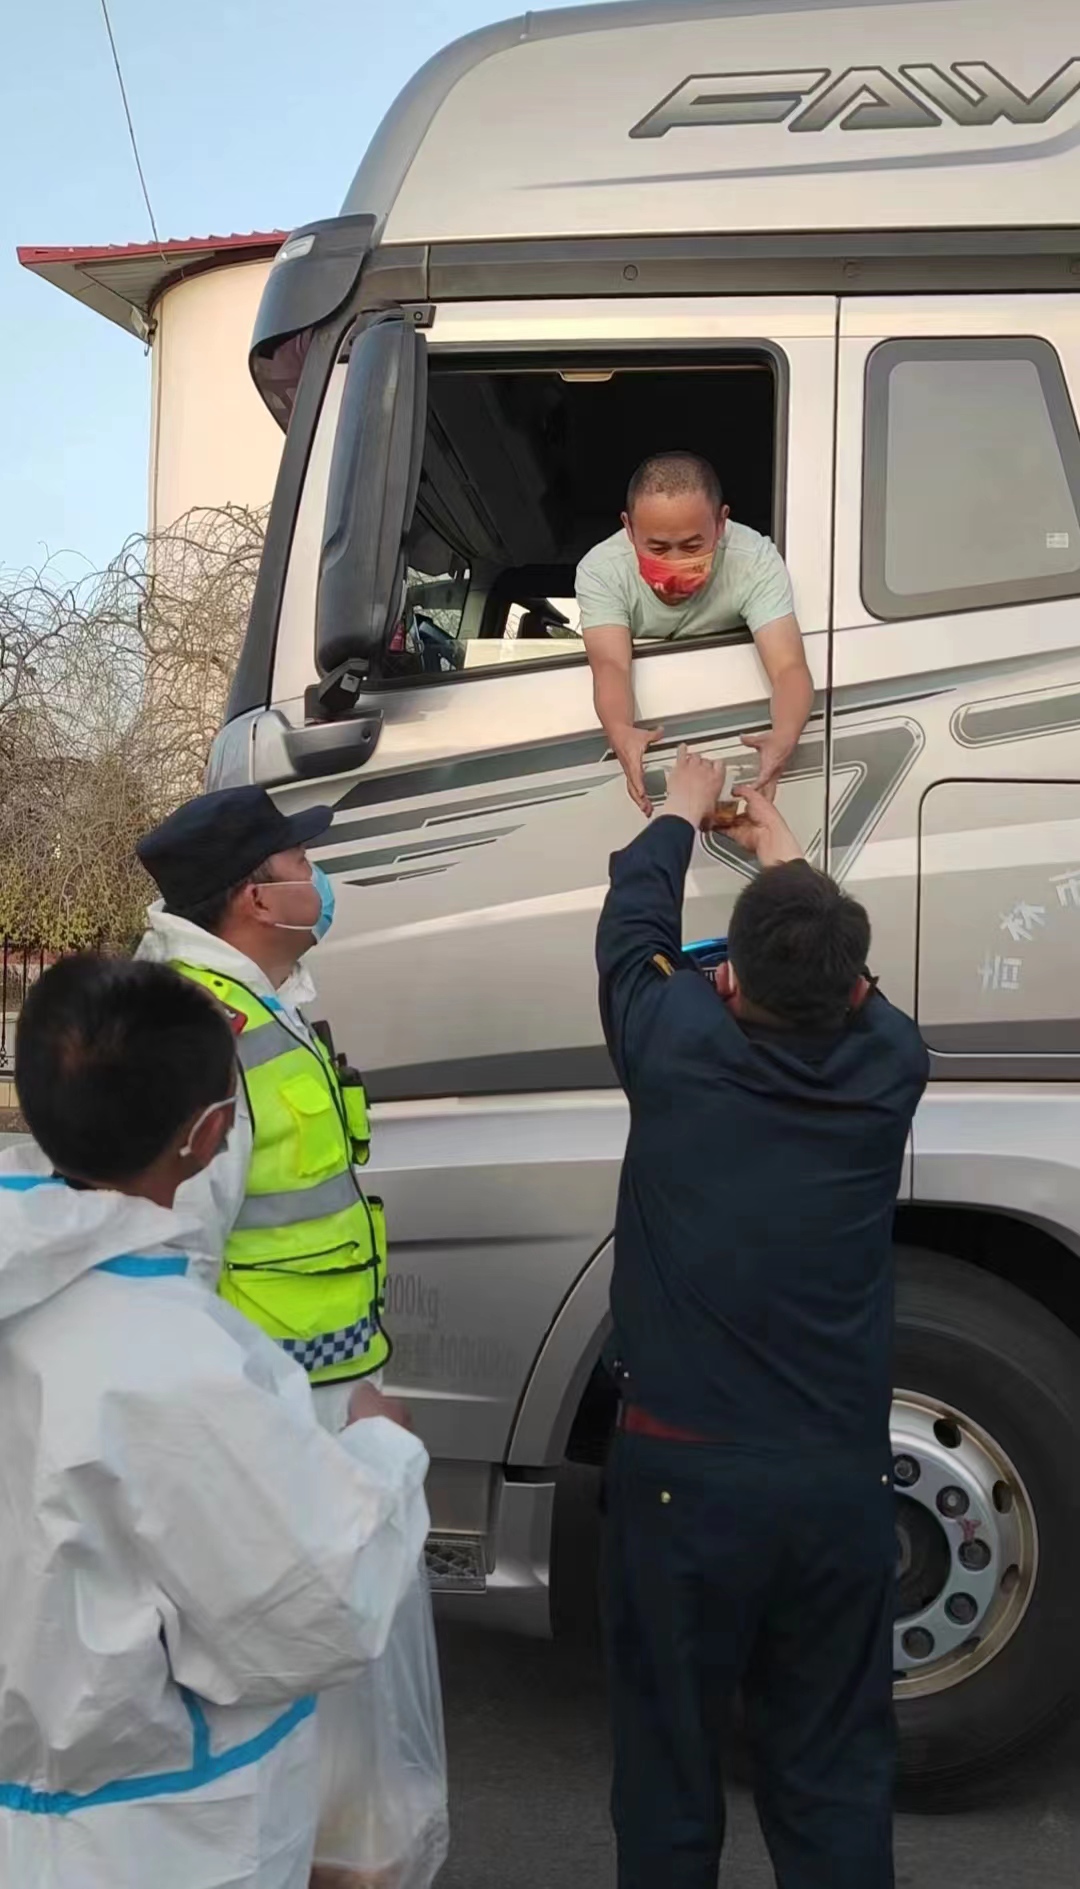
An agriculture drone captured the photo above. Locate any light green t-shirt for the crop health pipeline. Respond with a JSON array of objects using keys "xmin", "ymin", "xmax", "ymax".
[{"xmin": 574, "ymin": 521, "xmax": 794, "ymax": 642}]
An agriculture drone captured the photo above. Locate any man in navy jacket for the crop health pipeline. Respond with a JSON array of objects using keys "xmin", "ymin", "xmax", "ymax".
[{"xmin": 597, "ymin": 746, "xmax": 929, "ymax": 1889}]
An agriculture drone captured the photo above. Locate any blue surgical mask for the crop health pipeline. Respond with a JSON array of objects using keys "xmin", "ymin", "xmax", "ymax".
[
  {"xmin": 266, "ymin": 865, "xmax": 336, "ymax": 945},
  {"xmin": 310, "ymin": 863, "xmax": 336, "ymax": 942}
]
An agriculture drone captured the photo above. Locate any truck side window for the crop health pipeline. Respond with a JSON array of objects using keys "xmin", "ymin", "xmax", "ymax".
[
  {"xmin": 372, "ymin": 348, "xmax": 781, "ymax": 688},
  {"xmin": 862, "ymin": 337, "xmax": 1080, "ymax": 621},
  {"xmin": 385, "ymin": 572, "xmax": 583, "ymax": 678}
]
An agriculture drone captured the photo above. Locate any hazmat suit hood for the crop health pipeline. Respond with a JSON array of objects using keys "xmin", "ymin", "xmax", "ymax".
[
  {"xmin": 137, "ymin": 900, "xmax": 317, "ymax": 1014},
  {"xmin": 0, "ymin": 1143, "xmax": 201, "ymax": 1322}
]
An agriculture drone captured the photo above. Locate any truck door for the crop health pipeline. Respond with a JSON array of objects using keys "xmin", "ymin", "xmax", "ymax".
[
  {"xmin": 832, "ymin": 296, "xmax": 1080, "ymax": 1060},
  {"xmin": 262, "ymin": 295, "xmax": 837, "ymax": 1094},
  {"xmin": 236, "ymin": 294, "xmax": 838, "ymax": 1467}
]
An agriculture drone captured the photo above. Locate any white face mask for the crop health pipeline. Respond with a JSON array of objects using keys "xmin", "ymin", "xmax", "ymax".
[{"xmin": 179, "ymin": 1095, "xmax": 238, "ymax": 1161}]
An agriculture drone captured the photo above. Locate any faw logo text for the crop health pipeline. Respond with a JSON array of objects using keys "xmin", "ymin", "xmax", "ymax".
[{"xmin": 630, "ymin": 60, "xmax": 1080, "ymax": 138}]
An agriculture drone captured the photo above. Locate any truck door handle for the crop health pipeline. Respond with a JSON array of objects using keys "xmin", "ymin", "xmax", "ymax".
[
  {"xmin": 284, "ymin": 711, "xmax": 383, "ymax": 779},
  {"xmin": 253, "ymin": 709, "xmax": 383, "ymax": 786}
]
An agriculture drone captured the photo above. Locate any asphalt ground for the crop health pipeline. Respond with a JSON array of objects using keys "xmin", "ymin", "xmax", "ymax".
[{"xmin": 435, "ymin": 1469, "xmax": 1080, "ymax": 1889}]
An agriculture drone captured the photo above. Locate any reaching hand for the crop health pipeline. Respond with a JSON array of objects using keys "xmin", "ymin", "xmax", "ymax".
[
  {"xmin": 347, "ymin": 1381, "xmax": 414, "ymax": 1431},
  {"xmin": 614, "ymin": 724, "xmax": 665, "ymax": 816},
  {"xmin": 663, "ymin": 744, "xmax": 728, "ymax": 830},
  {"xmin": 726, "ymin": 784, "xmax": 804, "ymax": 869},
  {"xmin": 740, "ymin": 731, "xmax": 790, "ymax": 802}
]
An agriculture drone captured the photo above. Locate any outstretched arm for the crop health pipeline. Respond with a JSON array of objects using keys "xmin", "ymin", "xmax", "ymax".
[
  {"xmin": 583, "ymin": 624, "xmax": 664, "ymax": 817},
  {"xmin": 741, "ymin": 614, "xmax": 814, "ymax": 798}
]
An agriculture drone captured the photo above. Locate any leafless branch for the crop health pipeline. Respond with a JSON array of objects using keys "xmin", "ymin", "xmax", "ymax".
[{"xmin": 0, "ymin": 506, "xmax": 267, "ymax": 949}]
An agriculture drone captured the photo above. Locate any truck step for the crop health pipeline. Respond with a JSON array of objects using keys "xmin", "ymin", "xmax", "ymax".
[{"xmin": 425, "ymin": 1534, "xmax": 487, "ymax": 1593}]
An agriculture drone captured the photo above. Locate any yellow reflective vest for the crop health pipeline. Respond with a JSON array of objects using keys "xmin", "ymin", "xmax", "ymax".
[{"xmin": 173, "ymin": 963, "xmax": 389, "ymax": 1384}]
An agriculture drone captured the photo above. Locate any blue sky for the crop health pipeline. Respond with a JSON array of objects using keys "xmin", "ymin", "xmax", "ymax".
[{"xmin": 0, "ymin": 0, "xmax": 573, "ymax": 578}]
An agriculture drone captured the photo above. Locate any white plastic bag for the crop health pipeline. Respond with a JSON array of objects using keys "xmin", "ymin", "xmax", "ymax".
[{"xmin": 310, "ymin": 1559, "xmax": 449, "ymax": 1889}]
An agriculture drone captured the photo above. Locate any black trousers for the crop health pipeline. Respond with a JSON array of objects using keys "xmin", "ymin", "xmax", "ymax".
[{"xmin": 604, "ymin": 1432, "xmax": 897, "ymax": 1889}]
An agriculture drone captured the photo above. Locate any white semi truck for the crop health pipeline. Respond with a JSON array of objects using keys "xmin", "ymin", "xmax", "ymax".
[{"xmin": 208, "ymin": 0, "xmax": 1080, "ymax": 1797}]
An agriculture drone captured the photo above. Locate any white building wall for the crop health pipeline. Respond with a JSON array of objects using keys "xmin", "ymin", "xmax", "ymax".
[{"xmin": 148, "ymin": 260, "xmax": 282, "ymax": 534}]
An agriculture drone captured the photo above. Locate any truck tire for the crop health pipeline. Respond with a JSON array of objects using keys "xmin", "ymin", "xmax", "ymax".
[{"xmin": 893, "ymin": 1246, "xmax": 1080, "ymax": 1803}]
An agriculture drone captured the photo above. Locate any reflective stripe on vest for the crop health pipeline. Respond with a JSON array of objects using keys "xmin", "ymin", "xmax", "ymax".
[
  {"xmin": 171, "ymin": 962, "xmax": 388, "ymax": 1384},
  {"xmin": 236, "ymin": 1015, "xmax": 299, "ymax": 1073},
  {"xmin": 234, "ymin": 1168, "xmax": 359, "ymax": 1229}
]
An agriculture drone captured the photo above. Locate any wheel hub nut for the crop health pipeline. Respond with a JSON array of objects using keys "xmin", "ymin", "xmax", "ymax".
[
  {"xmin": 893, "ymin": 1455, "xmax": 920, "ymax": 1487},
  {"xmin": 946, "ymin": 1593, "xmax": 979, "ymax": 1626},
  {"xmin": 959, "ymin": 1538, "xmax": 991, "ymax": 1572},
  {"xmin": 937, "ymin": 1485, "xmax": 970, "ymax": 1519},
  {"xmin": 902, "ymin": 1627, "xmax": 935, "ymax": 1661}
]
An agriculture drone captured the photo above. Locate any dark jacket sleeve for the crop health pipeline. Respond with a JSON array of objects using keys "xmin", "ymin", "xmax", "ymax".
[
  {"xmin": 596, "ymin": 816, "xmax": 696, "ymax": 1089},
  {"xmin": 861, "ymin": 987, "xmax": 932, "ymax": 1098}
]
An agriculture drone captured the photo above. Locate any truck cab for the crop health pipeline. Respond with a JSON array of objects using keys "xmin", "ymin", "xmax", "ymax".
[{"xmin": 209, "ymin": 0, "xmax": 1080, "ymax": 1796}]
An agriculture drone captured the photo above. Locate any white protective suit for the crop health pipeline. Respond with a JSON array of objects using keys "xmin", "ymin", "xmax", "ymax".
[
  {"xmin": 135, "ymin": 903, "xmax": 369, "ymax": 1430},
  {"xmin": 0, "ymin": 1146, "xmax": 430, "ymax": 1889}
]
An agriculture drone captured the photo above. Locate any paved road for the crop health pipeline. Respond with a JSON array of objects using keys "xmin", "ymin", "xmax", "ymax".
[{"xmin": 435, "ymin": 1471, "xmax": 1080, "ymax": 1889}]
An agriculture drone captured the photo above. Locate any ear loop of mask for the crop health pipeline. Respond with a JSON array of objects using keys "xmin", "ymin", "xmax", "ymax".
[
  {"xmin": 259, "ymin": 868, "xmax": 335, "ymax": 943},
  {"xmin": 258, "ymin": 878, "xmax": 321, "ymax": 933},
  {"xmin": 180, "ymin": 1096, "xmax": 236, "ymax": 1160}
]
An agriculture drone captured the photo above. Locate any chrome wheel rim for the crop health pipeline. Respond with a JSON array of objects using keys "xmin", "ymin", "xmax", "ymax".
[{"xmin": 891, "ymin": 1390, "xmax": 1038, "ymax": 1699}]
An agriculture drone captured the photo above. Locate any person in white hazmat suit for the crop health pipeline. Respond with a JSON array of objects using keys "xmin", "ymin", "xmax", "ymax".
[
  {"xmin": 134, "ymin": 785, "xmax": 390, "ymax": 1434},
  {"xmin": 0, "ymin": 953, "xmax": 429, "ymax": 1889}
]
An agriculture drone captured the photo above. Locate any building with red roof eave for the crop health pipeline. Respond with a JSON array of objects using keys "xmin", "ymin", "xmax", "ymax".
[{"xmin": 18, "ymin": 232, "xmax": 288, "ymax": 533}]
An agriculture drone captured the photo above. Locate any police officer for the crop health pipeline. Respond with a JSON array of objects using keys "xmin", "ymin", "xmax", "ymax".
[
  {"xmin": 596, "ymin": 747, "xmax": 929, "ymax": 1889},
  {"xmin": 136, "ymin": 786, "xmax": 389, "ymax": 1430}
]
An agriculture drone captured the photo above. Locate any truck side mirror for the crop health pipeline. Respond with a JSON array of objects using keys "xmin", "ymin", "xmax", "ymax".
[{"xmin": 315, "ymin": 314, "xmax": 427, "ymax": 686}]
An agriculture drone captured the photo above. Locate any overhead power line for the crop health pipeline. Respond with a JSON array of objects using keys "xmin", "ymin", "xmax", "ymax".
[{"xmin": 97, "ymin": 0, "xmax": 162, "ymax": 246}]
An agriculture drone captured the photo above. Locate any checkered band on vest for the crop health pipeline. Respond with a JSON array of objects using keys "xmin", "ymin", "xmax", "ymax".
[{"xmin": 280, "ymin": 1315, "xmax": 376, "ymax": 1375}]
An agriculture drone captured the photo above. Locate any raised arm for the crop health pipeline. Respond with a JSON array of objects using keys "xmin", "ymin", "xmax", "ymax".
[{"xmin": 597, "ymin": 747, "xmax": 726, "ymax": 1084}]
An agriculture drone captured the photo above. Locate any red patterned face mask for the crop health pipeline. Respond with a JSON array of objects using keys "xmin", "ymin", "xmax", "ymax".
[{"xmin": 636, "ymin": 548, "xmax": 715, "ymax": 602}]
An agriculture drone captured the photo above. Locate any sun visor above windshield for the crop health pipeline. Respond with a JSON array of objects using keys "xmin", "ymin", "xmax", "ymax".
[{"xmin": 249, "ymin": 215, "xmax": 374, "ymax": 427}]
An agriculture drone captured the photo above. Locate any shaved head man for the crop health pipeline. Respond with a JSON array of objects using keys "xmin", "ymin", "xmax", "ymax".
[{"xmin": 575, "ymin": 451, "xmax": 813, "ymax": 815}]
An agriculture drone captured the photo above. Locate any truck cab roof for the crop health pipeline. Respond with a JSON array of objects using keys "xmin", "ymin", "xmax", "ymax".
[{"xmin": 343, "ymin": 0, "xmax": 1080, "ymax": 246}]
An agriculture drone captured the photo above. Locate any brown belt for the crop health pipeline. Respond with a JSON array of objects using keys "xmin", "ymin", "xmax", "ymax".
[{"xmin": 618, "ymin": 1402, "xmax": 712, "ymax": 1445}]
